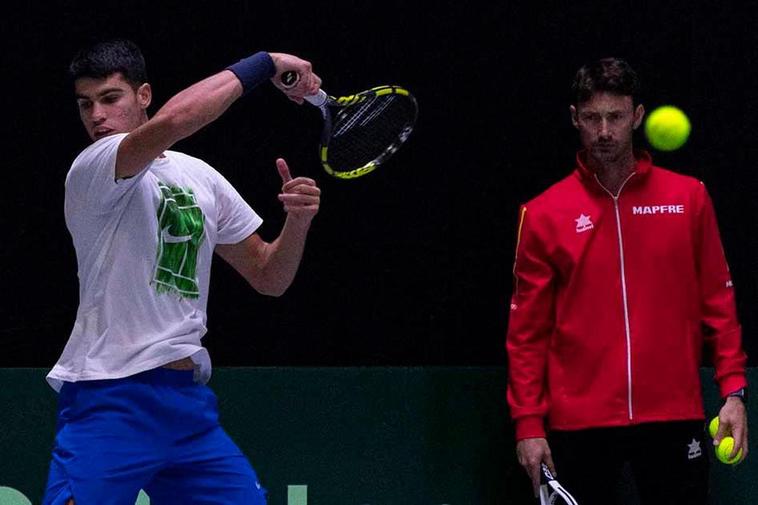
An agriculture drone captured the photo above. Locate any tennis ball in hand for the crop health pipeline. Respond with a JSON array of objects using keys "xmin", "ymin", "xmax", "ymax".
[
  {"xmin": 708, "ymin": 417, "xmax": 719, "ymax": 439},
  {"xmin": 644, "ymin": 105, "xmax": 691, "ymax": 151},
  {"xmin": 716, "ymin": 436, "xmax": 743, "ymax": 464}
]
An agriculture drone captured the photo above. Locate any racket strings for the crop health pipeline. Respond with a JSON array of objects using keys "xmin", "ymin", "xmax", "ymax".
[
  {"xmin": 334, "ymin": 97, "xmax": 378, "ymax": 137},
  {"xmin": 327, "ymin": 93, "xmax": 416, "ymax": 172}
]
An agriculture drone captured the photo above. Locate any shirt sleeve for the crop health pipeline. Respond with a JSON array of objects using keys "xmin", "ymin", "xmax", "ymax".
[
  {"xmin": 65, "ymin": 133, "xmax": 151, "ymax": 215},
  {"xmin": 506, "ymin": 205, "xmax": 556, "ymax": 440},
  {"xmin": 212, "ymin": 169, "xmax": 263, "ymax": 245},
  {"xmin": 695, "ymin": 182, "xmax": 747, "ymax": 397}
]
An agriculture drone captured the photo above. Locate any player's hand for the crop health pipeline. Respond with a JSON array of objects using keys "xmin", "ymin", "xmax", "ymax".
[
  {"xmin": 276, "ymin": 158, "xmax": 320, "ymax": 223},
  {"xmin": 269, "ymin": 53, "xmax": 321, "ymax": 104},
  {"xmin": 516, "ymin": 437, "xmax": 556, "ymax": 497},
  {"xmin": 715, "ymin": 396, "xmax": 749, "ymax": 463}
]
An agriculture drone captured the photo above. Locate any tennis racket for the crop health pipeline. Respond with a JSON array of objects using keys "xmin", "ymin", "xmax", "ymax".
[
  {"xmin": 281, "ymin": 71, "xmax": 418, "ymax": 180},
  {"xmin": 539, "ymin": 463, "xmax": 579, "ymax": 505}
]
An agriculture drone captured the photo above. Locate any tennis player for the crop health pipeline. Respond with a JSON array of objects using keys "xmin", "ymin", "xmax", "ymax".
[
  {"xmin": 506, "ymin": 57, "xmax": 748, "ymax": 504},
  {"xmin": 42, "ymin": 39, "xmax": 321, "ymax": 505}
]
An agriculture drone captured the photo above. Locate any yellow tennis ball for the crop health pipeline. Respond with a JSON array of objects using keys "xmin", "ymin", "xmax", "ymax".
[
  {"xmin": 644, "ymin": 105, "xmax": 691, "ymax": 151},
  {"xmin": 716, "ymin": 436, "xmax": 743, "ymax": 464},
  {"xmin": 708, "ymin": 417, "xmax": 719, "ymax": 439}
]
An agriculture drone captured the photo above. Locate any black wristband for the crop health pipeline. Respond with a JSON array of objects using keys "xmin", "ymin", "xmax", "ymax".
[
  {"xmin": 727, "ymin": 387, "xmax": 748, "ymax": 405},
  {"xmin": 226, "ymin": 52, "xmax": 275, "ymax": 95}
]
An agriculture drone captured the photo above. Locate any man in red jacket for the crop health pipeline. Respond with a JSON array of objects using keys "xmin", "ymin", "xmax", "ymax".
[{"xmin": 506, "ymin": 57, "xmax": 748, "ymax": 504}]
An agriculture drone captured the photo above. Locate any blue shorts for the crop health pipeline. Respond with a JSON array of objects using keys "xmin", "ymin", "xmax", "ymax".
[{"xmin": 42, "ymin": 368, "xmax": 267, "ymax": 505}]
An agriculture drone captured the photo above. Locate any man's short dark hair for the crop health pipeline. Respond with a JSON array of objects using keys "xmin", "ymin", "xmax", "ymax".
[
  {"xmin": 571, "ymin": 57, "xmax": 640, "ymax": 105},
  {"xmin": 69, "ymin": 39, "xmax": 148, "ymax": 87}
]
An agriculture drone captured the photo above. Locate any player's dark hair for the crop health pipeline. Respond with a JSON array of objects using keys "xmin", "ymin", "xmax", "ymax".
[
  {"xmin": 571, "ymin": 57, "xmax": 640, "ymax": 105},
  {"xmin": 69, "ymin": 39, "xmax": 148, "ymax": 88}
]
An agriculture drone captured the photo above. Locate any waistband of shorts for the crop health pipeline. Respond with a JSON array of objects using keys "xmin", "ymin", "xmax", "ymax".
[
  {"xmin": 69, "ymin": 367, "xmax": 197, "ymax": 388},
  {"xmin": 134, "ymin": 366, "xmax": 196, "ymax": 386}
]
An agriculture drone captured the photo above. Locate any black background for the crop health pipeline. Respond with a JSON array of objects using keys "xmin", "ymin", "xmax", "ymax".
[{"xmin": 2, "ymin": 1, "xmax": 756, "ymax": 367}]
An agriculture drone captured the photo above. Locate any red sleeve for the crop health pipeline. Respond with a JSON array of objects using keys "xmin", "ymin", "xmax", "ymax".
[
  {"xmin": 695, "ymin": 183, "xmax": 747, "ymax": 396},
  {"xmin": 506, "ymin": 205, "xmax": 556, "ymax": 440}
]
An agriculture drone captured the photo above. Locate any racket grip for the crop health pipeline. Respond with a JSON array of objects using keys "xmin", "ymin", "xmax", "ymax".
[
  {"xmin": 302, "ymin": 89, "xmax": 328, "ymax": 107},
  {"xmin": 280, "ymin": 71, "xmax": 328, "ymax": 107}
]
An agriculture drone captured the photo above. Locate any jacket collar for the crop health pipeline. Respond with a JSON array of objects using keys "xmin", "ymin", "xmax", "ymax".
[{"xmin": 574, "ymin": 149, "xmax": 653, "ymax": 193}]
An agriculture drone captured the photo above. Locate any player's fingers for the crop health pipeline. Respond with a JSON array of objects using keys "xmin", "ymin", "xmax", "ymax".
[
  {"xmin": 278, "ymin": 194, "xmax": 319, "ymax": 206},
  {"xmin": 731, "ymin": 425, "xmax": 748, "ymax": 461},
  {"xmin": 517, "ymin": 452, "xmax": 525, "ymax": 467},
  {"xmin": 527, "ymin": 463, "xmax": 541, "ymax": 498},
  {"xmin": 298, "ymin": 60, "xmax": 313, "ymax": 75},
  {"xmin": 516, "ymin": 449, "xmax": 534, "ymax": 495},
  {"xmin": 298, "ymin": 75, "xmax": 311, "ymax": 97},
  {"xmin": 282, "ymin": 175, "xmax": 316, "ymax": 186},
  {"xmin": 544, "ymin": 452, "xmax": 557, "ymax": 478},
  {"xmin": 732, "ymin": 424, "xmax": 744, "ymax": 445},
  {"xmin": 276, "ymin": 158, "xmax": 293, "ymax": 183},
  {"xmin": 296, "ymin": 70, "xmax": 310, "ymax": 89},
  {"xmin": 281, "ymin": 188, "xmax": 320, "ymax": 201},
  {"xmin": 282, "ymin": 204, "xmax": 319, "ymax": 216},
  {"xmin": 300, "ymin": 62, "xmax": 313, "ymax": 83},
  {"xmin": 308, "ymin": 73, "xmax": 322, "ymax": 96},
  {"xmin": 284, "ymin": 204, "xmax": 320, "ymax": 212},
  {"xmin": 283, "ymin": 179, "xmax": 319, "ymax": 194},
  {"xmin": 528, "ymin": 452, "xmax": 547, "ymax": 496},
  {"xmin": 714, "ymin": 420, "xmax": 729, "ymax": 446}
]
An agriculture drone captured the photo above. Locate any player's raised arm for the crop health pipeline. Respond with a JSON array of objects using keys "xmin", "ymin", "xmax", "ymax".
[
  {"xmin": 115, "ymin": 53, "xmax": 318, "ymax": 179},
  {"xmin": 72, "ymin": 41, "xmax": 319, "ymax": 181}
]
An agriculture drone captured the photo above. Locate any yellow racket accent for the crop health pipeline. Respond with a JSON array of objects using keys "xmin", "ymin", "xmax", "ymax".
[
  {"xmin": 334, "ymin": 162, "xmax": 378, "ymax": 179},
  {"xmin": 322, "ymin": 151, "xmax": 378, "ymax": 179},
  {"xmin": 372, "ymin": 86, "xmax": 410, "ymax": 97},
  {"xmin": 336, "ymin": 95, "xmax": 366, "ymax": 106}
]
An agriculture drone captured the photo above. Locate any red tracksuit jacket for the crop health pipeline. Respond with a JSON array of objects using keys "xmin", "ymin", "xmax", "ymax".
[{"xmin": 506, "ymin": 150, "xmax": 747, "ymax": 440}]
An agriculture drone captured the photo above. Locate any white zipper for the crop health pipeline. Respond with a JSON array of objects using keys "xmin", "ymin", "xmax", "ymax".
[{"xmin": 595, "ymin": 172, "xmax": 636, "ymax": 420}]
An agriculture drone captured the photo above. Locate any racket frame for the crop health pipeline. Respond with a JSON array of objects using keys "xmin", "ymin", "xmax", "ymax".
[
  {"xmin": 280, "ymin": 71, "xmax": 417, "ymax": 179},
  {"xmin": 539, "ymin": 463, "xmax": 580, "ymax": 505},
  {"xmin": 311, "ymin": 85, "xmax": 416, "ymax": 179}
]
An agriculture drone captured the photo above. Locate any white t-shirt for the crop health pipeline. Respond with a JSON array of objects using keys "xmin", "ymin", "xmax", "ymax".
[{"xmin": 47, "ymin": 133, "xmax": 262, "ymax": 391}]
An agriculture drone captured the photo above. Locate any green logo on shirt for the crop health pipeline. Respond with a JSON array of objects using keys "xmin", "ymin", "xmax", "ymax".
[{"xmin": 153, "ymin": 182, "xmax": 205, "ymax": 299}]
